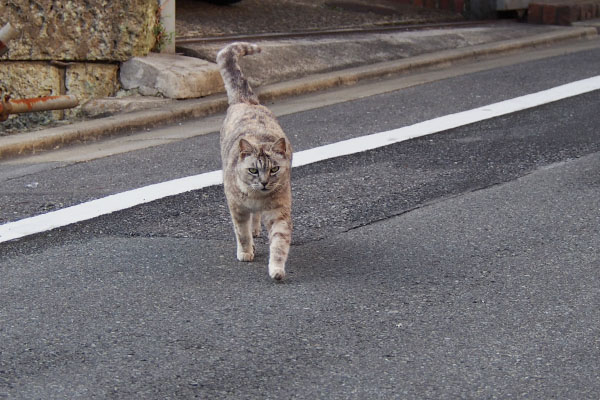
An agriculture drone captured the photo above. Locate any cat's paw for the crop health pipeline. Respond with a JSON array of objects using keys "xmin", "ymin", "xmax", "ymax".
[
  {"xmin": 237, "ymin": 250, "xmax": 254, "ymax": 262},
  {"xmin": 269, "ymin": 267, "xmax": 285, "ymax": 281},
  {"xmin": 252, "ymin": 227, "xmax": 261, "ymax": 238}
]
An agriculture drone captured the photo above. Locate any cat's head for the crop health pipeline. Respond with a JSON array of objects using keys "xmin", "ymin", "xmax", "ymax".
[{"xmin": 236, "ymin": 137, "xmax": 290, "ymax": 194}]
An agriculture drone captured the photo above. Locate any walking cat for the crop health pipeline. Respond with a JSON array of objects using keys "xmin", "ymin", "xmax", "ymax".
[{"xmin": 217, "ymin": 42, "xmax": 293, "ymax": 280}]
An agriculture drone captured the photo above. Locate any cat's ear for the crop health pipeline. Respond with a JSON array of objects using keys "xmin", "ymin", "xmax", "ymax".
[
  {"xmin": 239, "ymin": 139, "xmax": 254, "ymax": 159},
  {"xmin": 271, "ymin": 138, "xmax": 287, "ymax": 157}
]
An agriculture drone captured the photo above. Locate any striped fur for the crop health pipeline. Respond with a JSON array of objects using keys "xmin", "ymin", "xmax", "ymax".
[
  {"xmin": 216, "ymin": 42, "xmax": 261, "ymax": 106},
  {"xmin": 217, "ymin": 42, "xmax": 293, "ymax": 280}
]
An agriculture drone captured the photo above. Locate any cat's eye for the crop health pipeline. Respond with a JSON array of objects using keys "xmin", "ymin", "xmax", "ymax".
[
  {"xmin": 270, "ymin": 166, "xmax": 280, "ymax": 173},
  {"xmin": 248, "ymin": 168, "xmax": 258, "ymax": 175}
]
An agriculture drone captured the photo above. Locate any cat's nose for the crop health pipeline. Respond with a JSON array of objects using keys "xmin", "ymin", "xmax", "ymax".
[{"xmin": 261, "ymin": 182, "xmax": 268, "ymax": 189}]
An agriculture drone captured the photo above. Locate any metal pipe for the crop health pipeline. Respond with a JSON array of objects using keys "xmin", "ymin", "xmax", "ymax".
[
  {"xmin": 0, "ymin": 95, "xmax": 79, "ymax": 121},
  {"xmin": 0, "ymin": 23, "xmax": 79, "ymax": 122},
  {"xmin": 159, "ymin": 0, "xmax": 176, "ymax": 53},
  {"xmin": 0, "ymin": 22, "xmax": 18, "ymax": 56}
]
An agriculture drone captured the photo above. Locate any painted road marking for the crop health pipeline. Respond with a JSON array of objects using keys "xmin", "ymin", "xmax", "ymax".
[
  {"xmin": 292, "ymin": 75, "xmax": 600, "ymax": 167},
  {"xmin": 1, "ymin": 76, "xmax": 599, "ymax": 243}
]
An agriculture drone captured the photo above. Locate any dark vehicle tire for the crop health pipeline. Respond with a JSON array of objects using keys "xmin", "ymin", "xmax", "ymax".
[{"xmin": 202, "ymin": 0, "xmax": 242, "ymax": 4}]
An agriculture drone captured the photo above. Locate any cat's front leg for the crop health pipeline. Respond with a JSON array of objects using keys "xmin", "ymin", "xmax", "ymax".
[
  {"xmin": 231, "ymin": 210, "xmax": 254, "ymax": 262},
  {"xmin": 251, "ymin": 212, "xmax": 262, "ymax": 237},
  {"xmin": 264, "ymin": 209, "xmax": 292, "ymax": 280}
]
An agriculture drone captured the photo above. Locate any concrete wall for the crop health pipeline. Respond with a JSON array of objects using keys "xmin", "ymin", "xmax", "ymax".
[{"xmin": 0, "ymin": 0, "xmax": 158, "ymax": 118}]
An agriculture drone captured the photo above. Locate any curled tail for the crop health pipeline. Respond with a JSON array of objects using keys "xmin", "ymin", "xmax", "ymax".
[{"xmin": 217, "ymin": 42, "xmax": 261, "ymax": 106}]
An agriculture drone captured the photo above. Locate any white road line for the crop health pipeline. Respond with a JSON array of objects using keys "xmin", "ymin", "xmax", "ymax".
[
  {"xmin": 1, "ymin": 76, "xmax": 599, "ymax": 243},
  {"xmin": 292, "ymin": 75, "xmax": 600, "ymax": 167}
]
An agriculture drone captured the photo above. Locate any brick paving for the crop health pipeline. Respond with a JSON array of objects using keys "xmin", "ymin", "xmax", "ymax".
[{"xmin": 528, "ymin": 0, "xmax": 600, "ymax": 25}]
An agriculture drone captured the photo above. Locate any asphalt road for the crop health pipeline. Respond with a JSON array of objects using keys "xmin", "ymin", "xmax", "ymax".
[
  {"xmin": 2, "ymin": 43, "xmax": 600, "ymax": 224},
  {"xmin": 1, "ymin": 47, "xmax": 600, "ymax": 398}
]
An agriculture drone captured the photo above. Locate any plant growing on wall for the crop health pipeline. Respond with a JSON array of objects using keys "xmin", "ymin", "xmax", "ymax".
[{"xmin": 152, "ymin": 1, "xmax": 174, "ymax": 52}]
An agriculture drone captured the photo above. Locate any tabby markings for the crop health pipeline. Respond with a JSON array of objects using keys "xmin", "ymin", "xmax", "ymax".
[{"xmin": 1, "ymin": 76, "xmax": 599, "ymax": 243}]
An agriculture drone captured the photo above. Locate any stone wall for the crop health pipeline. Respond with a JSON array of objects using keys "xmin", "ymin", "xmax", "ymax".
[{"xmin": 0, "ymin": 0, "xmax": 158, "ymax": 119}]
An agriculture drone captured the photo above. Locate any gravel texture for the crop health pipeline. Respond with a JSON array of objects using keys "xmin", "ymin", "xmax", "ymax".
[{"xmin": 176, "ymin": 0, "xmax": 463, "ymax": 38}]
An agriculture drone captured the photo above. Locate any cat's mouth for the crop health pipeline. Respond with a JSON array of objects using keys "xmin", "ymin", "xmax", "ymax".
[{"xmin": 254, "ymin": 183, "xmax": 278, "ymax": 193}]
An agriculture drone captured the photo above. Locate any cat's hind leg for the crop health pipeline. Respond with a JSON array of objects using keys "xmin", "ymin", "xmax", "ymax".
[
  {"xmin": 231, "ymin": 210, "xmax": 254, "ymax": 262},
  {"xmin": 251, "ymin": 212, "xmax": 262, "ymax": 237}
]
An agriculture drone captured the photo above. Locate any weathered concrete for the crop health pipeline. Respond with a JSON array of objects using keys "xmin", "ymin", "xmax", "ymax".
[
  {"xmin": 120, "ymin": 53, "xmax": 224, "ymax": 99},
  {"xmin": 81, "ymin": 96, "xmax": 173, "ymax": 118},
  {"xmin": 0, "ymin": 61, "xmax": 120, "ymax": 118},
  {"xmin": 178, "ymin": 23, "xmax": 579, "ymax": 87},
  {"xmin": 0, "ymin": 62, "xmax": 62, "ymax": 97},
  {"xmin": 0, "ymin": 61, "xmax": 64, "ymax": 120},
  {"xmin": 0, "ymin": 0, "xmax": 157, "ymax": 62},
  {"xmin": 65, "ymin": 63, "xmax": 120, "ymax": 117}
]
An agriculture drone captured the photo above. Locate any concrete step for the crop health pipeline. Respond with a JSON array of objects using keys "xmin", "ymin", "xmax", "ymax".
[
  {"xmin": 83, "ymin": 23, "xmax": 595, "ymax": 118},
  {"xmin": 119, "ymin": 53, "xmax": 223, "ymax": 99},
  {"xmin": 177, "ymin": 23, "xmax": 580, "ymax": 88}
]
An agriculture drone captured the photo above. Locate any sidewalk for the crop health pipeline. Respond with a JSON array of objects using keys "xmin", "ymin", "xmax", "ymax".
[{"xmin": 0, "ymin": 0, "xmax": 598, "ymax": 159}]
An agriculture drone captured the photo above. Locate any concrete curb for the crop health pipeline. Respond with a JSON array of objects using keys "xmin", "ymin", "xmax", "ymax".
[
  {"xmin": 258, "ymin": 26, "xmax": 598, "ymax": 101},
  {"xmin": 0, "ymin": 26, "xmax": 596, "ymax": 160}
]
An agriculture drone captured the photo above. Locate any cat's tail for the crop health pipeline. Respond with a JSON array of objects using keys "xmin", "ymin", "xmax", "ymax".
[{"xmin": 216, "ymin": 42, "xmax": 261, "ymax": 106}]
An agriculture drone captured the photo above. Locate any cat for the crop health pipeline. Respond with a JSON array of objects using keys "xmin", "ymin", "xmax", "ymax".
[{"xmin": 216, "ymin": 42, "xmax": 293, "ymax": 281}]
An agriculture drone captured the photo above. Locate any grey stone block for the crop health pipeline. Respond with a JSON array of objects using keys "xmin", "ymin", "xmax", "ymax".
[{"xmin": 120, "ymin": 53, "xmax": 224, "ymax": 99}]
